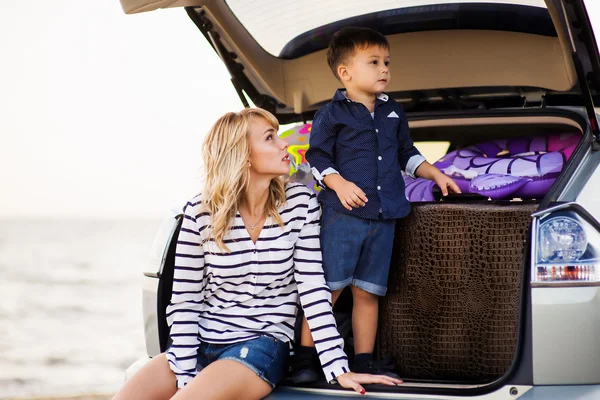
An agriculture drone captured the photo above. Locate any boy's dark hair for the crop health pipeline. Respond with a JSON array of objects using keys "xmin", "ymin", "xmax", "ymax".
[{"xmin": 327, "ymin": 27, "xmax": 390, "ymax": 80}]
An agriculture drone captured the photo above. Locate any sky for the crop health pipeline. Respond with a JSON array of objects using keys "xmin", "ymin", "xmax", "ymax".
[
  {"xmin": 2, "ymin": 1, "xmax": 600, "ymax": 219},
  {"xmin": 0, "ymin": 1, "xmax": 243, "ymax": 219}
]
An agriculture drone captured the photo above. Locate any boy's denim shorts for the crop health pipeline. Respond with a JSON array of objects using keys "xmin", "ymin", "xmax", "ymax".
[
  {"xmin": 321, "ymin": 205, "xmax": 396, "ymax": 296},
  {"xmin": 196, "ymin": 335, "xmax": 289, "ymax": 388}
]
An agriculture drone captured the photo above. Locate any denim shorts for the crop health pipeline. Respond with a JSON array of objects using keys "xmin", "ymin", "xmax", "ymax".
[
  {"xmin": 320, "ymin": 205, "xmax": 396, "ymax": 296},
  {"xmin": 195, "ymin": 335, "xmax": 289, "ymax": 388}
]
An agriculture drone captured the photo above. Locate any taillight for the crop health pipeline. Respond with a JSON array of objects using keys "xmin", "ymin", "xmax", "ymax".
[{"xmin": 532, "ymin": 203, "xmax": 600, "ymax": 285}]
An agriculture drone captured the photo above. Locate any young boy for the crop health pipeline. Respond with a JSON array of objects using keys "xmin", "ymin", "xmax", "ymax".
[{"xmin": 293, "ymin": 27, "xmax": 460, "ymax": 382}]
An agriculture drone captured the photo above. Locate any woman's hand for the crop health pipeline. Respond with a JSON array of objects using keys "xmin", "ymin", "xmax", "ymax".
[{"xmin": 336, "ymin": 372, "xmax": 403, "ymax": 395}]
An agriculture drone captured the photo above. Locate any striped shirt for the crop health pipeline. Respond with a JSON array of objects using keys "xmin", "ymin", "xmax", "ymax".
[{"xmin": 166, "ymin": 183, "xmax": 349, "ymax": 388}]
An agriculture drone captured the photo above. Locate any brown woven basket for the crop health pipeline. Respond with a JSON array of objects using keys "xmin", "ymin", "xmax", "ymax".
[{"xmin": 377, "ymin": 202, "xmax": 536, "ymax": 382}]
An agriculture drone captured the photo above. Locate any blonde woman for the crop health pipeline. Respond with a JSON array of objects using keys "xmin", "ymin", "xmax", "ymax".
[{"xmin": 112, "ymin": 108, "xmax": 402, "ymax": 400}]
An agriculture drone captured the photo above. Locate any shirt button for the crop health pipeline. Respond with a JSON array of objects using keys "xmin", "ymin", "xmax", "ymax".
[
  {"xmin": 377, "ymin": 186, "xmax": 381, "ymax": 190},
  {"xmin": 375, "ymin": 129, "xmax": 379, "ymax": 133},
  {"xmin": 378, "ymin": 156, "xmax": 382, "ymax": 161}
]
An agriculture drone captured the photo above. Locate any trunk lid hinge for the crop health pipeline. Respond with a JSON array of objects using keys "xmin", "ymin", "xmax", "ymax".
[{"xmin": 185, "ymin": 7, "xmax": 279, "ymax": 114}]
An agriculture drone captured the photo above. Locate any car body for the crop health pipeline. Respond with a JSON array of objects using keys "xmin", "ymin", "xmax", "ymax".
[{"xmin": 120, "ymin": 1, "xmax": 600, "ymax": 398}]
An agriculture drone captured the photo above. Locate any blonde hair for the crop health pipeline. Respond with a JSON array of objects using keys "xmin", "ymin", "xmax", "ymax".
[{"xmin": 202, "ymin": 108, "xmax": 287, "ymax": 251}]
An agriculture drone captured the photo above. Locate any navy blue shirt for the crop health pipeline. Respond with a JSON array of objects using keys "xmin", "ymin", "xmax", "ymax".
[{"xmin": 306, "ymin": 90, "xmax": 425, "ymax": 220}]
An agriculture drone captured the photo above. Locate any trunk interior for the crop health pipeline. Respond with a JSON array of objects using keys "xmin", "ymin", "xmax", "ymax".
[
  {"xmin": 300, "ymin": 113, "xmax": 585, "ymax": 389},
  {"xmin": 327, "ymin": 200, "xmax": 536, "ymax": 385},
  {"xmin": 158, "ymin": 112, "xmax": 585, "ymax": 392},
  {"xmin": 378, "ymin": 200, "xmax": 536, "ymax": 382},
  {"xmin": 122, "ymin": 0, "xmax": 600, "ymax": 395}
]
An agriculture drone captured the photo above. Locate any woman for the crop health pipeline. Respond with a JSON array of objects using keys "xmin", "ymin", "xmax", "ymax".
[{"xmin": 113, "ymin": 108, "xmax": 402, "ymax": 400}]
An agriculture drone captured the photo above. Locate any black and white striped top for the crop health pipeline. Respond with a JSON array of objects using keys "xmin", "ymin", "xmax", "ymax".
[{"xmin": 166, "ymin": 183, "xmax": 349, "ymax": 388}]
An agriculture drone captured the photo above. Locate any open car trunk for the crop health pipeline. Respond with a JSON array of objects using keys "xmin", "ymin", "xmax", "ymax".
[
  {"xmin": 326, "ymin": 200, "xmax": 537, "ymax": 385},
  {"xmin": 121, "ymin": 0, "xmax": 600, "ymax": 395},
  {"xmin": 374, "ymin": 113, "xmax": 583, "ymax": 383},
  {"xmin": 154, "ymin": 112, "xmax": 586, "ymax": 392},
  {"xmin": 297, "ymin": 112, "xmax": 584, "ymax": 389}
]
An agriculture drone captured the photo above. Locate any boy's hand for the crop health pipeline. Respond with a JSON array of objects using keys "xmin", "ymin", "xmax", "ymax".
[
  {"xmin": 336, "ymin": 372, "xmax": 402, "ymax": 395},
  {"xmin": 324, "ymin": 175, "xmax": 368, "ymax": 210},
  {"xmin": 415, "ymin": 161, "xmax": 461, "ymax": 196},
  {"xmin": 433, "ymin": 172, "xmax": 461, "ymax": 196}
]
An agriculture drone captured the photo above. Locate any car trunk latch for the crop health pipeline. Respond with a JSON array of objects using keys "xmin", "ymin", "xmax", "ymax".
[{"xmin": 521, "ymin": 90, "xmax": 546, "ymax": 108}]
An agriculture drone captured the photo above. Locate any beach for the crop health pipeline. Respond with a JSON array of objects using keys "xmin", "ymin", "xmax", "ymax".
[{"xmin": 0, "ymin": 218, "xmax": 161, "ymax": 399}]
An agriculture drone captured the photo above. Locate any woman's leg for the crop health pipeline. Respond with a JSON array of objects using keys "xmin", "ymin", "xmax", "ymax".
[
  {"xmin": 172, "ymin": 359, "xmax": 272, "ymax": 400},
  {"xmin": 112, "ymin": 353, "xmax": 177, "ymax": 400}
]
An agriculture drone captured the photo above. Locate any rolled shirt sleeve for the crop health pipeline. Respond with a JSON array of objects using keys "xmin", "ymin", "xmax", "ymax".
[
  {"xmin": 405, "ymin": 154, "xmax": 427, "ymax": 179},
  {"xmin": 397, "ymin": 107, "xmax": 425, "ymax": 178}
]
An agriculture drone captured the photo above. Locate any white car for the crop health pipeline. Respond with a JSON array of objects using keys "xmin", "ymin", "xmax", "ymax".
[{"xmin": 120, "ymin": 1, "xmax": 600, "ymax": 398}]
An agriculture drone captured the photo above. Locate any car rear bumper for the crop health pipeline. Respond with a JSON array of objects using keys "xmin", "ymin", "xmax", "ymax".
[
  {"xmin": 266, "ymin": 384, "xmax": 600, "ymax": 399},
  {"xmin": 519, "ymin": 384, "xmax": 600, "ymax": 400},
  {"xmin": 265, "ymin": 385, "xmax": 533, "ymax": 399},
  {"xmin": 126, "ymin": 358, "xmax": 599, "ymax": 399}
]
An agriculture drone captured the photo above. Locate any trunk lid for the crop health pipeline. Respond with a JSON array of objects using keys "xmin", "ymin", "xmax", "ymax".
[{"xmin": 120, "ymin": 0, "xmax": 600, "ymax": 141}]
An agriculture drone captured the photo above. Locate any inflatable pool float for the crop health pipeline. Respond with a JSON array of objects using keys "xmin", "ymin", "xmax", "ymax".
[
  {"xmin": 281, "ymin": 123, "xmax": 321, "ymax": 193},
  {"xmin": 282, "ymin": 122, "xmax": 580, "ymax": 201},
  {"xmin": 404, "ymin": 132, "xmax": 580, "ymax": 201}
]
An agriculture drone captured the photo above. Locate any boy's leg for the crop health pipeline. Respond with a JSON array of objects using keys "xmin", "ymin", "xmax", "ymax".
[
  {"xmin": 293, "ymin": 291, "xmax": 346, "ymax": 384},
  {"xmin": 350, "ymin": 286, "xmax": 378, "ymax": 355},
  {"xmin": 299, "ymin": 288, "xmax": 344, "ymax": 347},
  {"xmin": 350, "ymin": 217, "xmax": 398, "ymax": 378},
  {"xmin": 292, "ymin": 287, "xmax": 348, "ymax": 384}
]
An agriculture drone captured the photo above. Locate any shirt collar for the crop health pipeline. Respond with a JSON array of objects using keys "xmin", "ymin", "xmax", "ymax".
[
  {"xmin": 333, "ymin": 89, "xmax": 389, "ymax": 103},
  {"xmin": 377, "ymin": 92, "xmax": 389, "ymax": 102}
]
